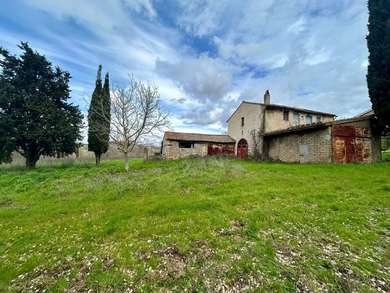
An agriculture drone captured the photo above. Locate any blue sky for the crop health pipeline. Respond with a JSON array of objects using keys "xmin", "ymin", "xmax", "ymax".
[{"xmin": 0, "ymin": 0, "xmax": 371, "ymax": 138}]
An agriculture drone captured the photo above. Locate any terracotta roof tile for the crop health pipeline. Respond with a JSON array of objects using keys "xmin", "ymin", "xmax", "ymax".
[{"xmin": 164, "ymin": 132, "xmax": 235, "ymax": 143}]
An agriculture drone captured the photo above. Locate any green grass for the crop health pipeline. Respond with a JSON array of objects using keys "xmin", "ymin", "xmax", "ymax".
[{"xmin": 0, "ymin": 158, "xmax": 389, "ymax": 292}]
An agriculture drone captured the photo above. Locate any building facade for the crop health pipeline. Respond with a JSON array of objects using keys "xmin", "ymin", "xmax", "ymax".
[
  {"xmin": 226, "ymin": 91, "xmax": 336, "ymax": 158},
  {"xmin": 162, "ymin": 91, "xmax": 381, "ymax": 163}
]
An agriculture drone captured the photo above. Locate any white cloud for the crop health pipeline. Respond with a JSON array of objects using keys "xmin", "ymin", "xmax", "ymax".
[
  {"xmin": 172, "ymin": 0, "xmax": 370, "ymax": 118},
  {"xmin": 287, "ymin": 17, "xmax": 307, "ymax": 34},
  {"xmin": 5, "ymin": 0, "xmax": 372, "ymax": 136},
  {"xmin": 156, "ymin": 55, "xmax": 234, "ymax": 102}
]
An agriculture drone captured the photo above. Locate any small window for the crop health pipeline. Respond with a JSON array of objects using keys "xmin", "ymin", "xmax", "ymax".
[
  {"xmin": 179, "ymin": 141, "xmax": 193, "ymax": 148},
  {"xmin": 305, "ymin": 115, "xmax": 313, "ymax": 124},
  {"xmin": 283, "ymin": 110, "xmax": 289, "ymax": 121},
  {"xmin": 316, "ymin": 115, "xmax": 321, "ymax": 123},
  {"xmin": 241, "ymin": 117, "xmax": 245, "ymax": 127},
  {"xmin": 293, "ymin": 112, "xmax": 300, "ymax": 126}
]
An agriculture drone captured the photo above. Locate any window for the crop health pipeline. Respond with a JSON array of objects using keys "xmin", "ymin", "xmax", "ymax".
[
  {"xmin": 305, "ymin": 115, "xmax": 313, "ymax": 124},
  {"xmin": 283, "ymin": 110, "xmax": 289, "ymax": 121},
  {"xmin": 316, "ymin": 115, "xmax": 321, "ymax": 123},
  {"xmin": 293, "ymin": 112, "xmax": 300, "ymax": 126},
  {"xmin": 241, "ymin": 117, "xmax": 245, "ymax": 127},
  {"xmin": 179, "ymin": 141, "xmax": 193, "ymax": 148}
]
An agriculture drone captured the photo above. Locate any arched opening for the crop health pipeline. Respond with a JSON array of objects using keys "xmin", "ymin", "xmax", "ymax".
[{"xmin": 237, "ymin": 139, "xmax": 248, "ymax": 159}]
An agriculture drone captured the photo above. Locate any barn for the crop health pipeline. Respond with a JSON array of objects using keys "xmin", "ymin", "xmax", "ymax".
[
  {"xmin": 161, "ymin": 132, "xmax": 235, "ymax": 160},
  {"xmin": 263, "ymin": 113, "xmax": 381, "ymax": 163}
]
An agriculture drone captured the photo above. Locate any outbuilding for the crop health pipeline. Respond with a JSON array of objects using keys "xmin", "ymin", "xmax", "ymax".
[
  {"xmin": 162, "ymin": 132, "xmax": 235, "ymax": 160},
  {"xmin": 263, "ymin": 114, "xmax": 381, "ymax": 163}
]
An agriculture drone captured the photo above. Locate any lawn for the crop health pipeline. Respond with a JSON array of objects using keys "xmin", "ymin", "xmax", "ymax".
[{"xmin": 0, "ymin": 158, "xmax": 389, "ymax": 292}]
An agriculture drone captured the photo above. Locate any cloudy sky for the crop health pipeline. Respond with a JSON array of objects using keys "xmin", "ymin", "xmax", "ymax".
[{"xmin": 0, "ymin": 0, "xmax": 371, "ymax": 137}]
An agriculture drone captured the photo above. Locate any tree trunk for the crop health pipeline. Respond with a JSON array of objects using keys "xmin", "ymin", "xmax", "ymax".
[
  {"xmin": 124, "ymin": 152, "xmax": 129, "ymax": 172},
  {"xmin": 25, "ymin": 154, "xmax": 39, "ymax": 169},
  {"xmin": 95, "ymin": 153, "xmax": 101, "ymax": 165}
]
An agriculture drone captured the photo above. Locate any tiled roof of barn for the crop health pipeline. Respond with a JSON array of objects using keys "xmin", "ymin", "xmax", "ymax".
[{"xmin": 164, "ymin": 132, "xmax": 235, "ymax": 143}]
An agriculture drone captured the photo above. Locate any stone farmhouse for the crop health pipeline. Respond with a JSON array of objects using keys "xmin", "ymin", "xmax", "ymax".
[{"xmin": 162, "ymin": 91, "xmax": 381, "ymax": 163}]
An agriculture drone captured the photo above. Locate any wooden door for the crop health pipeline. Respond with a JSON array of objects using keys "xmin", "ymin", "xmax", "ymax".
[{"xmin": 237, "ymin": 139, "xmax": 248, "ymax": 159}]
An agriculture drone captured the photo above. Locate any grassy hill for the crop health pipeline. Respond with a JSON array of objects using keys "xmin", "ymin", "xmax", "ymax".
[{"xmin": 0, "ymin": 159, "xmax": 389, "ymax": 292}]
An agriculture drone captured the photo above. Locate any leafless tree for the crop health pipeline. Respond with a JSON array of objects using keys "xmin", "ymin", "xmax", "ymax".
[
  {"xmin": 110, "ymin": 77, "xmax": 169, "ymax": 171},
  {"xmin": 87, "ymin": 76, "xmax": 169, "ymax": 171}
]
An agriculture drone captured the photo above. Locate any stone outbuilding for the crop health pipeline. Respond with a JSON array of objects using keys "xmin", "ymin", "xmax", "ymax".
[
  {"xmin": 162, "ymin": 132, "xmax": 235, "ymax": 160},
  {"xmin": 263, "ymin": 113, "xmax": 381, "ymax": 163}
]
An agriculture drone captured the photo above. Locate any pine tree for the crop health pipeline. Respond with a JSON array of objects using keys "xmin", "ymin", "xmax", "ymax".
[
  {"xmin": 367, "ymin": 0, "xmax": 390, "ymax": 135},
  {"xmin": 0, "ymin": 42, "xmax": 83, "ymax": 168},
  {"xmin": 88, "ymin": 65, "xmax": 105, "ymax": 165}
]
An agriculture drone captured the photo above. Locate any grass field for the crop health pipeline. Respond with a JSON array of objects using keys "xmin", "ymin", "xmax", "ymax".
[{"xmin": 0, "ymin": 159, "xmax": 389, "ymax": 292}]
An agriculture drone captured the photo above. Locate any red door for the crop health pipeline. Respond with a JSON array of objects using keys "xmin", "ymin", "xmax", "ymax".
[
  {"xmin": 332, "ymin": 125, "xmax": 371, "ymax": 163},
  {"xmin": 237, "ymin": 139, "xmax": 248, "ymax": 159}
]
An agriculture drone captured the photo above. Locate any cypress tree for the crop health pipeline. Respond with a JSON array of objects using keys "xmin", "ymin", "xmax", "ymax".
[
  {"xmin": 88, "ymin": 65, "xmax": 105, "ymax": 165},
  {"xmin": 367, "ymin": 0, "xmax": 390, "ymax": 135},
  {"xmin": 102, "ymin": 72, "xmax": 111, "ymax": 154}
]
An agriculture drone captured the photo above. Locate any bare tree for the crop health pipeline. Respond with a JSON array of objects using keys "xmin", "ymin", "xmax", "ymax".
[
  {"xmin": 86, "ymin": 76, "xmax": 168, "ymax": 170},
  {"xmin": 110, "ymin": 77, "xmax": 168, "ymax": 171}
]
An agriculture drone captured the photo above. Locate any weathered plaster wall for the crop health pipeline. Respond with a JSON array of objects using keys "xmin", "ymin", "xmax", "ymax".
[
  {"xmin": 227, "ymin": 102, "xmax": 263, "ymax": 156},
  {"xmin": 265, "ymin": 108, "xmax": 334, "ymax": 132}
]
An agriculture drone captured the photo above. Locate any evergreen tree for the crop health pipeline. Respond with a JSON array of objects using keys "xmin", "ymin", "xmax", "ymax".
[
  {"xmin": 0, "ymin": 42, "xmax": 83, "ymax": 168},
  {"xmin": 87, "ymin": 65, "xmax": 110, "ymax": 165},
  {"xmin": 88, "ymin": 65, "xmax": 103, "ymax": 165},
  {"xmin": 367, "ymin": 0, "xmax": 390, "ymax": 134},
  {"xmin": 102, "ymin": 72, "xmax": 111, "ymax": 153}
]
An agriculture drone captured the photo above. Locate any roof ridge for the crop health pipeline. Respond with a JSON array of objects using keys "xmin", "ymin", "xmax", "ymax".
[
  {"xmin": 165, "ymin": 131, "xmax": 230, "ymax": 136},
  {"xmin": 227, "ymin": 100, "xmax": 336, "ymax": 122}
]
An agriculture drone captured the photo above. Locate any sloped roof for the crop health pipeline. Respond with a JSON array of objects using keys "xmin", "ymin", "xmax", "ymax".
[
  {"xmin": 164, "ymin": 131, "xmax": 235, "ymax": 143},
  {"xmin": 264, "ymin": 114, "xmax": 375, "ymax": 137},
  {"xmin": 263, "ymin": 122, "xmax": 329, "ymax": 137},
  {"xmin": 265, "ymin": 103, "xmax": 336, "ymax": 117},
  {"xmin": 354, "ymin": 109, "xmax": 374, "ymax": 117},
  {"xmin": 226, "ymin": 101, "xmax": 336, "ymax": 122}
]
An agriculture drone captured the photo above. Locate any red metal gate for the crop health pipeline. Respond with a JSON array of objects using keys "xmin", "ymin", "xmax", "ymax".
[
  {"xmin": 207, "ymin": 144, "xmax": 235, "ymax": 156},
  {"xmin": 332, "ymin": 125, "xmax": 371, "ymax": 163},
  {"xmin": 237, "ymin": 139, "xmax": 248, "ymax": 159}
]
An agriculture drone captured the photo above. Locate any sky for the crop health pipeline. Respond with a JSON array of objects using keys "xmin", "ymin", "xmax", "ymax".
[{"xmin": 0, "ymin": 0, "xmax": 372, "ymax": 139}]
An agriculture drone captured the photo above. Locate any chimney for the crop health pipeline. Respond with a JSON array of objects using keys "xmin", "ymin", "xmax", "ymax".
[{"xmin": 263, "ymin": 90, "xmax": 270, "ymax": 105}]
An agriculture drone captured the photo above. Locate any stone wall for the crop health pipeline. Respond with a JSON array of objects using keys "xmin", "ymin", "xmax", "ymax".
[
  {"xmin": 266, "ymin": 127, "xmax": 333, "ymax": 163},
  {"xmin": 162, "ymin": 140, "xmax": 208, "ymax": 160},
  {"xmin": 7, "ymin": 144, "xmax": 160, "ymax": 166}
]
